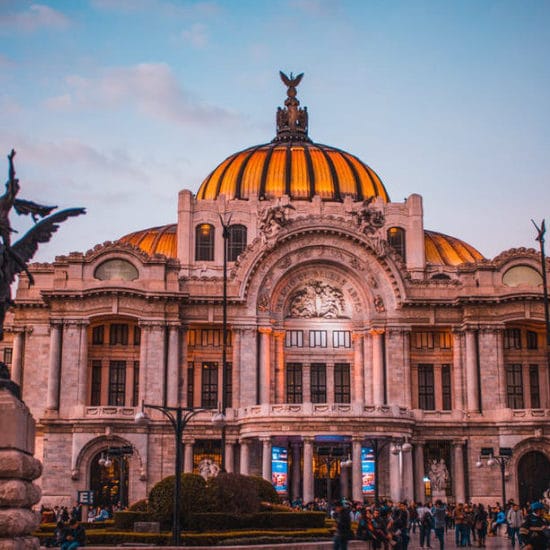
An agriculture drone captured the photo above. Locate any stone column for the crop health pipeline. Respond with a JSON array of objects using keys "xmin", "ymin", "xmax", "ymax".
[
  {"xmin": 402, "ymin": 330, "xmax": 412, "ymax": 409},
  {"xmin": 402, "ymin": 449, "xmax": 414, "ymax": 501},
  {"xmin": 261, "ymin": 436, "xmax": 272, "ymax": 482},
  {"xmin": 302, "ymin": 437, "xmax": 314, "ymax": 504},
  {"xmin": 46, "ymin": 321, "xmax": 62, "ymax": 411},
  {"xmin": 258, "ymin": 327, "xmax": 272, "ymax": 405},
  {"xmin": 166, "ymin": 324, "xmax": 180, "ymax": 407},
  {"xmin": 0, "ymin": 386, "xmax": 42, "ymax": 549},
  {"xmin": 291, "ymin": 442, "xmax": 301, "ymax": 502},
  {"xmin": 465, "ymin": 329, "xmax": 479, "ymax": 411},
  {"xmin": 181, "ymin": 327, "xmax": 189, "ymax": 407},
  {"xmin": 453, "ymin": 440, "xmax": 466, "ymax": 504},
  {"xmin": 10, "ymin": 329, "xmax": 25, "ymax": 387},
  {"xmin": 389, "ymin": 449, "xmax": 400, "ymax": 502},
  {"xmin": 340, "ymin": 463, "xmax": 350, "ymax": 499},
  {"xmin": 364, "ymin": 332, "xmax": 373, "ymax": 404},
  {"xmin": 239, "ymin": 439, "xmax": 250, "ymax": 475},
  {"xmin": 352, "ymin": 332, "xmax": 365, "ymax": 408},
  {"xmin": 273, "ymin": 331, "xmax": 285, "ymax": 403},
  {"xmin": 352, "ymin": 437, "xmax": 363, "ymax": 502},
  {"xmin": 239, "ymin": 328, "xmax": 258, "ymax": 407},
  {"xmin": 494, "ymin": 329, "xmax": 506, "ymax": 408},
  {"xmin": 183, "ymin": 437, "xmax": 194, "ymax": 473},
  {"xmin": 371, "ymin": 329, "xmax": 385, "ymax": 406},
  {"xmin": 138, "ymin": 322, "xmax": 150, "ymax": 406},
  {"xmin": 225, "ymin": 439, "xmax": 235, "ymax": 473},
  {"xmin": 414, "ymin": 441, "xmax": 426, "ymax": 503},
  {"xmin": 231, "ymin": 329, "xmax": 241, "ymax": 409},
  {"xmin": 76, "ymin": 322, "xmax": 89, "ymax": 408},
  {"xmin": 452, "ymin": 330, "xmax": 465, "ymax": 411}
]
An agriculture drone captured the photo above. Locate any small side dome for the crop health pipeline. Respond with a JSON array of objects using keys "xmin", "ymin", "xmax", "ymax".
[
  {"xmin": 425, "ymin": 230, "xmax": 485, "ymax": 266},
  {"xmin": 118, "ymin": 224, "xmax": 177, "ymax": 258}
]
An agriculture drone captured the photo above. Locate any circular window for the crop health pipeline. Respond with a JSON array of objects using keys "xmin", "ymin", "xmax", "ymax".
[
  {"xmin": 502, "ymin": 265, "xmax": 542, "ymax": 287},
  {"xmin": 94, "ymin": 259, "xmax": 139, "ymax": 281}
]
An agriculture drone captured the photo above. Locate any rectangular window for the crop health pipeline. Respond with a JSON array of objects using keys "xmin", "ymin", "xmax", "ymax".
[
  {"xmin": 438, "ymin": 332, "xmax": 452, "ymax": 349},
  {"xmin": 334, "ymin": 363, "xmax": 351, "ymax": 403},
  {"xmin": 309, "ymin": 330, "xmax": 327, "ymax": 348},
  {"xmin": 286, "ymin": 363, "xmax": 303, "ymax": 404},
  {"xmin": 333, "ymin": 330, "xmax": 351, "ymax": 348},
  {"xmin": 92, "ymin": 325, "xmax": 104, "ymax": 345},
  {"xmin": 132, "ymin": 361, "xmax": 139, "ymax": 406},
  {"xmin": 201, "ymin": 362, "xmax": 218, "ymax": 408},
  {"xmin": 418, "ymin": 364, "xmax": 435, "ymax": 410},
  {"xmin": 441, "ymin": 364, "xmax": 452, "ymax": 410},
  {"xmin": 413, "ymin": 332, "xmax": 435, "ymax": 350},
  {"xmin": 506, "ymin": 364, "xmax": 524, "ymax": 408},
  {"xmin": 224, "ymin": 362, "xmax": 233, "ymax": 409},
  {"xmin": 187, "ymin": 363, "xmax": 194, "ymax": 407},
  {"xmin": 285, "ymin": 330, "xmax": 304, "ymax": 348},
  {"xmin": 91, "ymin": 360, "xmax": 102, "ymax": 406},
  {"xmin": 529, "ymin": 364, "xmax": 540, "ymax": 408},
  {"xmin": 310, "ymin": 363, "xmax": 327, "ymax": 403},
  {"xmin": 108, "ymin": 360, "xmax": 126, "ymax": 406},
  {"xmin": 133, "ymin": 326, "xmax": 141, "ymax": 346},
  {"xmin": 3, "ymin": 347, "xmax": 12, "ymax": 365},
  {"xmin": 109, "ymin": 324, "xmax": 129, "ymax": 345},
  {"xmin": 527, "ymin": 331, "xmax": 538, "ymax": 350},
  {"xmin": 504, "ymin": 328, "xmax": 522, "ymax": 350}
]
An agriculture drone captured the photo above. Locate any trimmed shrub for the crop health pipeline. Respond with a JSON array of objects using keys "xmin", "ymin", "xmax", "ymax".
[
  {"xmin": 128, "ymin": 498, "xmax": 148, "ymax": 512},
  {"xmin": 250, "ymin": 475, "xmax": 280, "ymax": 504},
  {"xmin": 206, "ymin": 472, "xmax": 260, "ymax": 515},
  {"xmin": 191, "ymin": 511, "xmax": 325, "ymax": 531},
  {"xmin": 113, "ymin": 511, "xmax": 149, "ymax": 530},
  {"xmin": 148, "ymin": 473, "xmax": 207, "ymax": 529}
]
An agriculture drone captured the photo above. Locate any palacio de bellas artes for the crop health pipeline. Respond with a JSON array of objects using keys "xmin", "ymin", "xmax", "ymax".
[{"xmin": 2, "ymin": 72, "xmax": 550, "ymax": 511}]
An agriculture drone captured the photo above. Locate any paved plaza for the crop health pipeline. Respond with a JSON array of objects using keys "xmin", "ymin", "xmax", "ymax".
[{"xmin": 406, "ymin": 529, "xmax": 513, "ymax": 549}]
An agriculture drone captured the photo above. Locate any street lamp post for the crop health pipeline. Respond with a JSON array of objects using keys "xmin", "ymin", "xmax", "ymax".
[
  {"xmin": 390, "ymin": 438, "xmax": 412, "ymax": 502},
  {"xmin": 135, "ymin": 403, "xmax": 203, "ymax": 546},
  {"xmin": 476, "ymin": 447, "xmax": 513, "ymax": 506},
  {"xmin": 532, "ymin": 220, "xmax": 550, "ymax": 353}
]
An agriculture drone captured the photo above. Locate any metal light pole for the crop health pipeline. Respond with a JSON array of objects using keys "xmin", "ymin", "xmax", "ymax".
[
  {"xmin": 135, "ymin": 404, "xmax": 203, "ymax": 546},
  {"xmin": 476, "ymin": 447, "xmax": 513, "ymax": 506},
  {"xmin": 532, "ymin": 220, "xmax": 550, "ymax": 351}
]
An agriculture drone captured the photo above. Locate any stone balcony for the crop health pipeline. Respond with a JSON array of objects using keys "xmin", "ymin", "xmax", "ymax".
[{"xmin": 238, "ymin": 403, "xmax": 413, "ymax": 418}]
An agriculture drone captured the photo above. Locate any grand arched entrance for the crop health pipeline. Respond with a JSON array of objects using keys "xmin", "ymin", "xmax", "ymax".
[
  {"xmin": 90, "ymin": 448, "xmax": 132, "ymax": 509},
  {"xmin": 518, "ymin": 450, "xmax": 550, "ymax": 505}
]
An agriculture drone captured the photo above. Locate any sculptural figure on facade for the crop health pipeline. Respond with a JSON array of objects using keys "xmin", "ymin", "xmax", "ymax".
[
  {"xmin": 353, "ymin": 197, "xmax": 385, "ymax": 236},
  {"xmin": 258, "ymin": 201, "xmax": 295, "ymax": 243},
  {"xmin": 428, "ymin": 458, "xmax": 449, "ymax": 491},
  {"xmin": 0, "ymin": 150, "xmax": 85, "ymax": 339}
]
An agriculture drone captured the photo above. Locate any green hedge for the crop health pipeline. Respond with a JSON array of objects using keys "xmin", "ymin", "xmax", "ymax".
[
  {"xmin": 191, "ymin": 511, "xmax": 326, "ymax": 531},
  {"xmin": 113, "ymin": 511, "xmax": 149, "ymax": 530}
]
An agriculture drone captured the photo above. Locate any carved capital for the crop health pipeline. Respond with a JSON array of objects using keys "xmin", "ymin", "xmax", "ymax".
[
  {"xmin": 258, "ymin": 326, "xmax": 273, "ymax": 336},
  {"xmin": 352, "ymin": 331, "xmax": 364, "ymax": 342},
  {"xmin": 369, "ymin": 328, "xmax": 385, "ymax": 337},
  {"xmin": 273, "ymin": 330, "xmax": 285, "ymax": 340}
]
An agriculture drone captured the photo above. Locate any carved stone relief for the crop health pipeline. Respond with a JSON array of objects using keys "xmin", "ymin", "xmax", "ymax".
[{"xmin": 287, "ymin": 280, "xmax": 347, "ymax": 319}]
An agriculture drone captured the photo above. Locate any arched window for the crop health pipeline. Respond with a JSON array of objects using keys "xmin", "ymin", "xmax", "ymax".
[
  {"xmin": 387, "ymin": 227, "xmax": 406, "ymax": 261},
  {"xmin": 227, "ymin": 224, "xmax": 247, "ymax": 261},
  {"xmin": 195, "ymin": 223, "xmax": 215, "ymax": 261}
]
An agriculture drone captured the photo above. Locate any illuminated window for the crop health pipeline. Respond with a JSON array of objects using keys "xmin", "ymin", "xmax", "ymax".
[
  {"xmin": 227, "ymin": 224, "xmax": 247, "ymax": 261},
  {"xmin": 418, "ymin": 364, "xmax": 435, "ymax": 410},
  {"xmin": 311, "ymin": 363, "xmax": 326, "ymax": 403},
  {"xmin": 387, "ymin": 227, "xmax": 406, "ymax": 261},
  {"xmin": 286, "ymin": 363, "xmax": 303, "ymax": 404},
  {"xmin": 506, "ymin": 364, "xmax": 524, "ymax": 408},
  {"xmin": 334, "ymin": 363, "xmax": 351, "ymax": 403},
  {"xmin": 195, "ymin": 224, "xmax": 215, "ymax": 261}
]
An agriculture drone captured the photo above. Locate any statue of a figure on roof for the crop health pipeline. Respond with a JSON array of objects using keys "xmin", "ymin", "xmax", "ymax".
[{"xmin": 0, "ymin": 150, "xmax": 86, "ymax": 339}]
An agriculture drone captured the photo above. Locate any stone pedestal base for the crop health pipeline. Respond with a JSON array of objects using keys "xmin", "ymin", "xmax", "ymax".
[{"xmin": 0, "ymin": 536, "xmax": 41, "ymax": 550}]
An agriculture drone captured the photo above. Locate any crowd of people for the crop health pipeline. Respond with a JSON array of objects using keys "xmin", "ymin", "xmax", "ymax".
[{"xmin": 289, "ymin": 497, "xmax": 549, "ymax": 550}]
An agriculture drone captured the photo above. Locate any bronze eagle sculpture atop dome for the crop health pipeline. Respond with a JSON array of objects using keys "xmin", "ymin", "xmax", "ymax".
[{"xmin": 0, "ymin": 150, "xmax": 86, "ymax": 339}]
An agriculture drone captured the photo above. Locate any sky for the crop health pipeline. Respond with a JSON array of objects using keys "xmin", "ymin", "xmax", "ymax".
[{"xmin": 0, "ymin": 0, "xmax": 549, "ymax": 262}]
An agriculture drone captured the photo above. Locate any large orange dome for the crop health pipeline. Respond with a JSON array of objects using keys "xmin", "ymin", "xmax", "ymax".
[
  {"xmin": 197, "ymin": 72, "xmax": 389, "ymax": 202},
  {"xmin": 196, "ymin": 142, "xmax": 389, "ymax": 202}
]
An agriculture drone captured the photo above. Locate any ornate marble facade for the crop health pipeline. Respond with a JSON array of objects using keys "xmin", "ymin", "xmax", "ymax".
[{"xmin": 2, "ymin": 75, "xmax": 550, "ymax": 508}]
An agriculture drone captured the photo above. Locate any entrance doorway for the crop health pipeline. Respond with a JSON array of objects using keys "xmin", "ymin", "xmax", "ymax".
[
  {"xmin": 90, "ymin": 450, "xmax": 130, "ymax": 509},
  {"xmin": 518, "ymin": 451, "xmax": 550, "ymax": 505}
]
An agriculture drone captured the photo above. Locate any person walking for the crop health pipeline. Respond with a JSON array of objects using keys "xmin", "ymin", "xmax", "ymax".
[
  {"xmin": 432, "ymin": 500, "xmax": 447, "ymax": 550},
  {"xmin": 417, "ymin": 502, "xmax": 433, "ymax": 548},
  {"xmin": 506, "ymin": 503, "xmax": 523, "ymax": 548},
  {"xmin": 519, "ymin": 502, "xmax": 549, "ymax": 550},
  {"xmin": 473, "ymin": 504, "xmax": 488, "ymax": 547},
  {"xmin": 333, "ymin": 502, "xmax": 354, "ymax": 550},
  {"xmin": 454, "ymin": 503, "xmax": 466, "ymax": 547}
]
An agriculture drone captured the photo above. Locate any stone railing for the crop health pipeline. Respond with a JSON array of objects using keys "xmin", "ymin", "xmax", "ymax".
[
  {"xmin": 85, "ymin": 406, "xmax": 136, "ymax": 418},
  {"xmin": 238, "ymin": 403, "xmax": 413, "ymax": 418}
]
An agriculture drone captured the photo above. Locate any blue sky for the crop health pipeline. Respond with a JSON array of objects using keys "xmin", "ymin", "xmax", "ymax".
[{"xmin": 1, "ymin": 0, "xmax": 549, "ymax": 261}]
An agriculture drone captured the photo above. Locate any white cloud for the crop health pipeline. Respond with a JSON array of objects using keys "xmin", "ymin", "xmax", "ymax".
[
  {"xmin": 0, "ymin": 4, "xmax": 71, "ymax": 32},
  {"xmin": 180, "ymin": 23, "xmax": 208, "ymax": 48},
  {"xmin": 48, "ymin": 63, "xmax": 237, "ymax": 126}
]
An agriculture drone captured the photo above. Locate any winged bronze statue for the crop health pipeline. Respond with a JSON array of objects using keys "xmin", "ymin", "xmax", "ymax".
[
  {"xmin": 279, "ymin": 71, "xmax": 304, "ymax": 89},
  {"xmin": 0, "ymin": 150, "xmax": 86, "ymax": 339}
]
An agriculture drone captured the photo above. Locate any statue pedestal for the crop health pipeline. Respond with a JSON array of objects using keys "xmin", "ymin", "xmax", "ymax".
[{"xmin": 432, "ymin": 489, "xmax": 447, "ymax": 503}]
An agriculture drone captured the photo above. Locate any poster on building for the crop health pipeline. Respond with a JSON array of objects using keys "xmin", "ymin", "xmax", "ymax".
[
  {"xmin": 361, "ymin": 447, "xmax": 375, "ymax": 495},
  {"xmin": 271, "ymin": 446, "xmax": 288, "ymax": 494}
]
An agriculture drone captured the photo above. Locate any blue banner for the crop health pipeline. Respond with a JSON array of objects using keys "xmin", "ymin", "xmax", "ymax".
[
  {"xmin": 361, "ymin": 447, "xmax": 375, "ymax": 495},
  {"xmin": 271, "ymin": 446, "xmax": 288, "ymax": 494}
]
